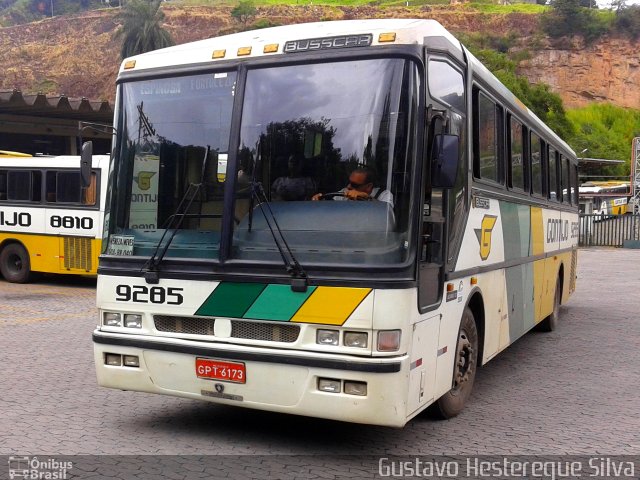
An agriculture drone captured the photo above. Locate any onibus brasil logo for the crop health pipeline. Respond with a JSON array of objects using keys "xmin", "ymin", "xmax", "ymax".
[{"xmin": 8, "ymin": 456, "xmax": 72, "ymax": 479}]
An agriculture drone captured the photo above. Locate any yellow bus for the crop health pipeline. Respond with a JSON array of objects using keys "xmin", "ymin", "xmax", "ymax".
[
  {"xmin": 90, "ymin": 19, "xmax": 578, "ymax": 426},
  {"xmin": 0, "ymin": 154, "xmax": 109, "ymax": 283}
]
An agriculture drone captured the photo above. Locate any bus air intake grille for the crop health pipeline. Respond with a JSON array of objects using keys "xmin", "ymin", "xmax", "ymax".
[
  {"xmin": 231, "ymin": 320, "xmax": 300, "ymax": 343},
  {"xmin": 155, "ymin": 316, "xmax": 215, "ymax": 336},
  {"xmin": 153, "ymin": 316, "xmax": 300, "ymax": 343},
  {"xmin": 63, "ymin": 237, "xmax": 92, "ymax": 271}
]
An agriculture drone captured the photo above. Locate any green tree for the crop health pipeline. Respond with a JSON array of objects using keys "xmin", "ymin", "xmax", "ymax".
[
  {"xmin": 541, "ymin": 0, "xmax": 609, "ymax": 43},
  {"xmin": 231, "ymin": 0, "xmax": 257, "ymax": 25},
  {"xmin": 116, "ymin": 0, "xmax": 174, "ymax": 60},
  {"xmin": 566, "ymin": 104, "xmax": 640, "ymax": 176},
  {"xmin": 615, "ymin": 4, "xmax": 640, "ymax": 38}
]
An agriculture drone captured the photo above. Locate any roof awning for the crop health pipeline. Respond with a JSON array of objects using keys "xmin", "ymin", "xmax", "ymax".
[{"xmin": 0, "ymin": 89, "xmax": 113, "ymax": 123}]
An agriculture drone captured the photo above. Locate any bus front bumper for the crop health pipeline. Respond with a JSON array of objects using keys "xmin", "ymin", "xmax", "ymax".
[{"xmin": 93, "ymin": 330, "xmax": 410, "ymax": 427}]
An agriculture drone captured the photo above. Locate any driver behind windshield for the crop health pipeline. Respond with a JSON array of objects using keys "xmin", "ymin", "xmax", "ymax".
[{"xmin": 312, "ymin": 166, "xmax": 393, "ymax": 205}]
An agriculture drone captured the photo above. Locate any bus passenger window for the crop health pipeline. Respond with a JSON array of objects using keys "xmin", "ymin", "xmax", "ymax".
[
  {"xmin": 474, "ymin": 91, "xmax": 501, "ymax": 184},
  {"xmin": 530, "ymin": 133, "xmax": 543, "ymax": 196},
  {"xmin": 548, "ymin": 147, "xmax": 558, "ymax": 201},
  {"xmin": 509, "ymin": 116, "xmax": 525, "ymax": 191},
  {"xmin": 55, "ymin": 171, "xmax": 83, "ymax": 204},
  {"xmin": 572, "ymin": 165, "xmax": 579, "ymax": 205},
  {"xmin": 563, "ymin": 157, "xmax": 571, "ymax": 204},
  {"xmin": 83, "ymin": 173, "xmax": 97, "ymax": 206},
  {"xmin": 8, "ymin": 171, "xmax": 32, "ymax": 201},
  {"xmin": 0, "ymin": 171, "xmax": 7, "ymax": 200}
]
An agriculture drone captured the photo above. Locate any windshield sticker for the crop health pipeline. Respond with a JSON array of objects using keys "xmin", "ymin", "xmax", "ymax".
[{"xmin": 107, "ymin": 235, "xmax": 134, "ymax": 256}]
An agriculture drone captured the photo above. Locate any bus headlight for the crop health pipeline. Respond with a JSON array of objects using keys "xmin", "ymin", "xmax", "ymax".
[
  {"xmin": 103, "ymin": 312, "xmax": 122, "ymax": 327},
  {"xmin": 317, "ymin": 329, "xmax": 339, "ymax": 346},
  {"xmin": 377, "ymin": 330, "xmax": 401, "ymax": 352},
  {"xmin": 124, "ymin": 314, "xmax": 142, "ymax": 328},
  {"xmin": 344, "ymin": 332, "xmax": 368, "ymax": 348}
]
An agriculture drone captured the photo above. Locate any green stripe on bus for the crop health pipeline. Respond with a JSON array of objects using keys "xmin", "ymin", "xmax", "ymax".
[
  {"xmin": 500, "ymin": 202, "xmax": 530, "ymax": 260},
  {"xmin": 243, "ymin": 284, "xmax": 317, "ymax": 321},
  {"xmin": 195, "ymin": 282, "xmax": 267, "ymax": 318}
]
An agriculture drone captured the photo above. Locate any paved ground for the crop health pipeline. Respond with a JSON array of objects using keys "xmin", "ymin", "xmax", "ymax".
[{"xmin": 0, "ymin": 249, "xmax": 638, "ymax": 478}]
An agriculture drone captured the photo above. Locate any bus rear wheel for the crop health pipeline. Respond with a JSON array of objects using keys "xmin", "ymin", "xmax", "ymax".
[
  {"xmin": 433, "ymin": 307, "xmax": 478, "ymax": 419},
  {"xmin": 537, "ymin": 279, "xmax": 561, "ymax": 332},
  {"xmin": 0, "ymin": 243, "xmax": 32, "ymax": 283}
]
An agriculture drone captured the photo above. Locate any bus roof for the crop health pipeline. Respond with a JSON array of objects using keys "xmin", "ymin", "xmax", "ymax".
[
  {"xmin": 119, "ymin": 19, "xmax": 459, "ymax": 73},
  {"xmin": 117, "ymin": 18, "xmax": 575, "ymax": 160}
]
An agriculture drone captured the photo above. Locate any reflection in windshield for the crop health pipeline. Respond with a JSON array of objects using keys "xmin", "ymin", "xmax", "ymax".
[
  {"xmin": 233, "ymin": 58, "xmax": 418, "ymax": 266},
  {"xmin": 106, "ymin": 72, "xmax": 237, "ymax": 259},
  {"xmin": 105, "ymin": 59, "xmax": 419, "ymax": 269}
]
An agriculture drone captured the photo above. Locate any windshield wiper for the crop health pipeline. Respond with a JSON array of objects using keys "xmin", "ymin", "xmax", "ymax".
[
  {"xmin": 250, "ymin": 181, "xmax": 309, "ymax": 292},
  {"xmin": 142, "ymin": 146, "xmax": 210, "ymax": 284}
]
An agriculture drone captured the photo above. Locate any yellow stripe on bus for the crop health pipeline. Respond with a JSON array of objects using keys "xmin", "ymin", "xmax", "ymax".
[
  {"xmin": 290, "ymin": 287, "xmax": 371, "ymax": 325},
  {"xmin": 530, "ymin": 207, "xmax": 544, "ymax": 256}
]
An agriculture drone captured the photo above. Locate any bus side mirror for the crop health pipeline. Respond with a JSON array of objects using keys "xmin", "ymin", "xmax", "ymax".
[
  {"xmin": 431, "ymin": 134, "xmax": 459, "ymax": 188},
  {"xmin": 80, "ymin": 141, "xmax": 93, "ymax": 188}
]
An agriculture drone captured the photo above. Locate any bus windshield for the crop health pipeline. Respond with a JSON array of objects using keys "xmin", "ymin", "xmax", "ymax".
[{"xmin": 107, "ymin": 58, "xmax": 418, "ymax": 267}]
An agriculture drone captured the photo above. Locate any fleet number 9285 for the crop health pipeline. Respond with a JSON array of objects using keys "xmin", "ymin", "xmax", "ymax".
[{"xmin": 115, "ymin": 285, "xmax": 184, "ymax": 305}]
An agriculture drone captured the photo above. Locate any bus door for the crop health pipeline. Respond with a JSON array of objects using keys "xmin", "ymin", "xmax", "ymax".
[{"xmin": 419, "ymin": 54, "xmax": 467, "ymax": 311}]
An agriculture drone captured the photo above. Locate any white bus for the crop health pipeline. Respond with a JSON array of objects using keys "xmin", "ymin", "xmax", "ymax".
[
  {"xmin": 91, "ymin": 19, "xmax": 578, "ymax": 427},
  {"xmin": 0, "ymin": 153, "xmax": 109, "ymax": 283},
  {"xmin": 579, "ymin": 181, "xmax": 630, "ymax": 216}
]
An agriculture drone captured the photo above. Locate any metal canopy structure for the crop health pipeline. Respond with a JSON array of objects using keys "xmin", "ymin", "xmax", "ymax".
[
  {"xmin": 0, "ymin": 89, "xmax": 113, "ymax": 155},
  {"xmin": 0, "ymin": 89, "xmax": 112, "ymax": 121}
]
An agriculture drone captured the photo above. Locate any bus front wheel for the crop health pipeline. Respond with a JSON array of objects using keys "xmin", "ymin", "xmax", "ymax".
[
  {"xmin": 433, "ymin": 307, "xmax": 478, "ymax": 419},
  {"xmin": 0, "ymin": 243, "xmax": 32, "ymax": 283}
]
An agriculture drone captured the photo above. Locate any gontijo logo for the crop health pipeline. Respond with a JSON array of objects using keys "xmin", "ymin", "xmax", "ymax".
[{"xmin": 475, "ymin": 215, "xmax": 498, "ymax": 261}]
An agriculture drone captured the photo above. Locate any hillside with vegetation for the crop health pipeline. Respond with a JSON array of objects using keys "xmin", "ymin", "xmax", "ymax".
[{"xmin": 0, "ymin": 0, "xmax": 639, "ymax": 172}]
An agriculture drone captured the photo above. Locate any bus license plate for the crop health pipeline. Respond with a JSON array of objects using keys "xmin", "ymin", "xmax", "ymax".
[{"xmin": 195, "ymin": 358, "xmax": 246, "ymax": 384}]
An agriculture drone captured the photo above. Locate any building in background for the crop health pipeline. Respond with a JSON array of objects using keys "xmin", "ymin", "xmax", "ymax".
[{"xmin": 0, "ymin": 89, "xmax": 113, "ymax": 156}]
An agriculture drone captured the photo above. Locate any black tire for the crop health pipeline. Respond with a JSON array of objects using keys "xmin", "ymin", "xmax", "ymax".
[
  {"xmin": 0, "ymin": 243, "xmax": 32, "ymax": 283},
  {"xmin": 537, "ymin": 279, "xmax": 561, "ymax": 332},
  {"xmin": 433, "ymin": 307, "xmax": 478, "ymax": 419}
]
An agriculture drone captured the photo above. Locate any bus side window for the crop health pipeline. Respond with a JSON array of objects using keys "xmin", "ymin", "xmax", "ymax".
[
  {"xmin": 508, "ymin": 115, "xmax": 525, "ymax": 191},
  {"xmin": 473, "ymin": 90, "xmax": 503, "ymax": 185},
  {"xmin": 8, "ymin": 171, "xmax": 33, "ymax": 201},
  {"xmin": 46, "ymin": 171, "xmax": 57, "ymax": 202},
  {"xmin": 0, "ymin": 170, "xmax": 6, "ymax": 200},
  {"xmin": 530, "ymin": 133, "xmax": 543, "ymax": 196},
  {"xmin": 548, "ymin": 147, "xmax": 558, "ymax": 201},
  {"xmin": 83, "ymin": 173, "xmax": 97, "ymax": 206},
  {"xmin": 563, "ymin": 156, "xmax": 572, "ymax": 204}
]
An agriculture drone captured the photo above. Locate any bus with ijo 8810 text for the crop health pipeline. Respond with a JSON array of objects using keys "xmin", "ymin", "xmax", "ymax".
[
  {"xmin": 0, "ymin": 153, "xmax": 108, "ymax": 283},
  {"xmin": 89, "ymin": 19, "xmax": 578, "ymax": 427}
]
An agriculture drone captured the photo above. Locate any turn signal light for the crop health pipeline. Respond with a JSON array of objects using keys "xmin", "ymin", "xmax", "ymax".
[{"xmin": 377, "ymin": 330, "xmax": 401, "ymax": 352}]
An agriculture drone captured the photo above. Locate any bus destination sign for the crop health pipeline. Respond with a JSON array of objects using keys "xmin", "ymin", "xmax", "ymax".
[{"xmin": 284, "ymin": 34, "xmax": 373, "ymax": 53}]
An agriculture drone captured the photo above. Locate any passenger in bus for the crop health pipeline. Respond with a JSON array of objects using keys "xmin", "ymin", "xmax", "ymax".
[
  {"xmin": 271, "ymin": 155, "xmax": 316, "ymax": 201},
  {"xmin": 312, "ymin": 166, "xmax": 393, "ymax": 205}
]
